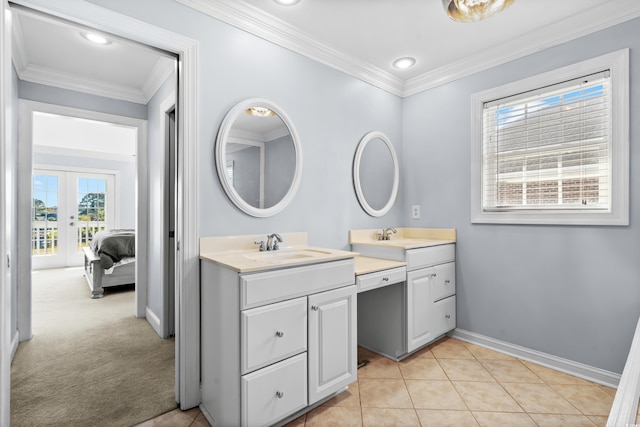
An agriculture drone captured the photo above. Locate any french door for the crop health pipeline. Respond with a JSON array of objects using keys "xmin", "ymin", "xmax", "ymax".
[{"xmin": 31, "ymin": 169, "xmax": 115, "ymax": 269}]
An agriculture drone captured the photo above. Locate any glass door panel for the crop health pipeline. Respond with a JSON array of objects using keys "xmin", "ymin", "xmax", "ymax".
[
  {"xmin": 76, "ymin": 177, "xmax": 108, "ymax": 253},
  {"xmin": 32, "ymin": 174, "xmax": 60, "ymax": 257}
]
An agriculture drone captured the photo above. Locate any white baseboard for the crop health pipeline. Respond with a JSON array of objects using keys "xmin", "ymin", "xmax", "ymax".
[
  {"xmin": 450, "ymin": 328, "xmax": 621, "ymax": 388},
  {"xmin": 145, "ymin": 306, "xmax": 163, "ymax": 338},
  {"xmin": 10, "ymin": 331, "xmax": 19, "ymax": 362}
]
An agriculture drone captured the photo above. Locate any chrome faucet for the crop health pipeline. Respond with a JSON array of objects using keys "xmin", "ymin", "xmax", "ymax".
[
  {"xmin": 380, "ymin": 228, "xmax": 397, "ymax": 241},
  {"xmin": 266, "ymin": 233, "xmax": 283, "ymax": 251}
]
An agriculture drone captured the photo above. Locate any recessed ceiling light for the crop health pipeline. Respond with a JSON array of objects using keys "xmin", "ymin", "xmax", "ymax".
[
  {"xmin": 392, "ymin": 57, "xmax": 416, "ymax": 70},
  {"xmin": 273, "ymin": 0, "xmax": 301, "ymax": 5},
  {"xmin": 81, "ymin": 32, "xmax": 112, "ymax": 45}
]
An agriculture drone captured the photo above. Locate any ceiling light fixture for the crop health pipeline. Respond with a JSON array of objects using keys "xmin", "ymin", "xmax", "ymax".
[
  {"xmin": 392, "ymin": 57, "xmax": 416, "ymax": 70},
  {"xmin": 273, "ymin": 0, "xmax": 302, "ymax": 5},
  {"xmin": 246, "ymin": 107, "xmax": 275, "ymax": 117},
  {"xmin": 442, "ymin": 0, "xmax": 515, "ymax": 22},
  {"xmin": 81, "ymin": 32, "xmax": 112, "ymax": 45}
]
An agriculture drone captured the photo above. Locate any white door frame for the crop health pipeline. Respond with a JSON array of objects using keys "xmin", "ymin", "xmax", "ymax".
[
  {"xmin": 0, "ymin": 1, "xmax": 13, "ymax": 425},
  {"xmin": 1, "ymin": 1, "xmax": 200, "ymax": 420}
]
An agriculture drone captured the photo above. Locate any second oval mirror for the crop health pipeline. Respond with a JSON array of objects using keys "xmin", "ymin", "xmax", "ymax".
[
  {"xmin": 353, "ymin": 131, "xmax": 399, "ymax": 217},
  {"xmin": 215, "ymin": 99, "xmax": 302, "ymax": 217}
]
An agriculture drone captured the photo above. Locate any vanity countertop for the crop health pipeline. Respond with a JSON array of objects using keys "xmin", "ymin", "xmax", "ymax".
[
  {"xmin": 354, "ymin": 256, "xmax": 406, "ymax": 276},
  {"xmin": 350, "ymin": 227, "xmax": 456, "ymax": 249},
  {"xmin": 200, "ymin": 233, "xmax": 357, "ymax": 273}
]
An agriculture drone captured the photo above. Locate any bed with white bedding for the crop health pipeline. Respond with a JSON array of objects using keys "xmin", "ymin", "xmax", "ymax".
[{"xmin": 83, "ymin": 229, "xmax": 135, "ymax": 299}]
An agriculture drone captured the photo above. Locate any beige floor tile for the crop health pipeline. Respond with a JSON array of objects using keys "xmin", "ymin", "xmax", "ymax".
[
  {"xmin": 135, "ymin": 408, "xmax": 199, "ymax": 426},
  {"xmin": 283, "ymin": 413, "xmax": 306, "ymax": 427},
  {"xmin": 598, "ymin": 385, "xmax": 617, "ymax": 397},
  {"xmin": 551, "ymin": 384, "xmax": 614, "ymax": 416},
  {"xmin": 416, "ymin": 409, "xmax": 480, "ymax": 426},
  {"xmin": 190, "ymin": 411, "xmax": 212, "ymax": 427},
  {"xmin": 430, "ymin": 337, "xmax": 475, "ymax": 359},
  {"xmin": 438, "ymin": 359, "xmax": 496, "ymax": 382},
  {"xmin": 522, "ymin": 361, "xmax": 593, "ymax": 385},
  {"xmin": 405, "ymin": 379, "xmax": 467, "ymax": 410},
  {"xmin": 304, "ymin": 406, "xmax": 362, "ymax": 426},
  {"xmin": 480, "ymin": 359, "xmax": 543, "ymax": 383},
  {"xmin": 453, "ymin": 381, "xmax": 523, "ymax": 412},
  {"xmin": 406, "ymin": 345, "xmax": 435, "ymax": 359},
  {"xmin": 529, "ymin": 413, "xmax": 597, "ymax": 426},
  {"xmin": 361, "ymin": 408, "xmax": 420, "ymax": 426},
  {"xmin": 587, "ymin": 415, "xmax": 608, "ymax": 427},
  {"xmin": 463, "ymin": 343, "xmax": 515, "ymax": 360},
  {"xmin": 472, "ymin": 411, "xmax": 537, "ymax": 427},
  {"xmin": 399, "ymin": 356, "xmax": 448, "ymax": 380},
  {"xmin": 322, "ymin": 381, "xmax": 360, "ymax": 407},
  {"xmin": 358, "ymin": 354, "xmax": 403, "ymax": 379},
  {"xmin": 503, "ymin": 383, "xmax": 580, "ymax": 414},
  {"xmin": 359, "ymin": 378, "xmax": 413, "ymax": 408}
]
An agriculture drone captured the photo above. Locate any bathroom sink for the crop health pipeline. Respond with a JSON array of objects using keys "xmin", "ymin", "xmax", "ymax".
[{"xmin": 242, "ymin": 248, "xmax": 333, "ymax": 262}]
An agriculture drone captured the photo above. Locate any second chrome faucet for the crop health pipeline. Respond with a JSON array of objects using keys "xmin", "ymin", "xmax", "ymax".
[{"xmin": 254, "ymin": 233, "xmax": 283, "ymax": 251}]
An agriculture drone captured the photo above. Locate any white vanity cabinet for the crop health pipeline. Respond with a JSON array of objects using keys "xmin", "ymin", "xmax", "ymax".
[
  {"xmin": 407, "ymin": 259, "xmax": 456, "ymax": 352},
  {"xmin": 352, "ymin": 241, "xmax": 456, "ymax": 357},
  {"xmin": 200, "ymin": 258, "xmax": 357, "ymax": 427}
]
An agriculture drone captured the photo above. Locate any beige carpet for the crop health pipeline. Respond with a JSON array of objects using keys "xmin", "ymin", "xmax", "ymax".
[{"xmin": 11, "ymin": 267, "xmax": 177, "ymax": 427}]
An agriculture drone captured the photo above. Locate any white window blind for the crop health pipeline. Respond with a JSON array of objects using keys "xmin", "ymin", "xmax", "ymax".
[{"xmin": 482, "ymin": 71, "xmax": 611, "ymax": 212}]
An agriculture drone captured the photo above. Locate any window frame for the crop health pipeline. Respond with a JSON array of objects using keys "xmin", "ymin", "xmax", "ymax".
[{"xmin": 470, "ymin": 49, "xmax": 629, "ymax": 225}]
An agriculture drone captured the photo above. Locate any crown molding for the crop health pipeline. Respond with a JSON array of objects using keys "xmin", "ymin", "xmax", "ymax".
[
  {"xmin": 10, "ymin": 8, "xmax": 29, "ymax": 74},
  {"xmin": 176, "ymin": 0, "xmax": 404, "ymax": 96},
  {"xmin": 403, "ymin": 0, "xmax": 640, "ymax": 96},
  {"xmin": 142, "ymin": 57, "xmax": 175, "ymax": 103},
  {"xmin": 178, "ymin": 0, "xmax": 640, "ymax": 98},
  {"xmin": 33, "ymin": 145, "xmax": 136, "ymax": 163},
  {"xmin": 16, "ymin": 63, "xmax": 147, "ymax": 104}
]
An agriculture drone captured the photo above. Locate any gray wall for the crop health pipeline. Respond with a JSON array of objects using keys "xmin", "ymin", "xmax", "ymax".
[
  {"xmin": 19, "ymin": 80, "xmax": 146, "ymax": 120},
  {"xmin": 264, "ymin": 135, "xmax": 295, "ymax": 209},
  {"xmin": 146, "ymin": 72, "xmax": 176, "ymax": 322},
  {"xmin": 402, "ymin": 18, "xmax": 640, "ymax": 373},
  {"xmin": 227, "ymin": 146, "xmax": 261, "ymax": 208}
]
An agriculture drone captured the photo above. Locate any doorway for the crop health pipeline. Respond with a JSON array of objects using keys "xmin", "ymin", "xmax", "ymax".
[
  {"xmin": 31, "ymin": 170, "xmax": 116, "ymax": 270},
  {"xmin": 1, "ymin": 2, "xmax": 200, "ymax": 420}
]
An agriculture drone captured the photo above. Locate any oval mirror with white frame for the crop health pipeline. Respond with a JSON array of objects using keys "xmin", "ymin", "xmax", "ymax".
[
  {"xmin": 215, "ymin": 98, "xmax": 302, "ymax": 217},
  {"xmin": 353, "ymin": 131, "xmax": 399, "ymax": 217}
]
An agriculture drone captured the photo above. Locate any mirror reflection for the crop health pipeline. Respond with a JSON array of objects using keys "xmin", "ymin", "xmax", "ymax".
[
  {"xmin": 353, "ymin": 131, "xmax": 399, "ymax": 217},
  {"xmin": 216, "ymin": 99, "xmax": 301, "ymax": 217}
]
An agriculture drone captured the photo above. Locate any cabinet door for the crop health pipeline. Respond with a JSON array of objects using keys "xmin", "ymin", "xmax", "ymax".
[
  {"xmin": 407, "ymin": 268, "xmax": 434, "ymax": 353},
  {"xmin": 308, "ymin": 285, "xmax": 357, "ymax": 404}
]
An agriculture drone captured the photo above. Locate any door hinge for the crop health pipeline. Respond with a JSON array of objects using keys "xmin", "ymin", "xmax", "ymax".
[
  {"xmin": 176, "ymin": 241, "xmax": 181, "ymax": 251},
  {"xmin": 7, "ymin": 254, "xmax": 10, "ymax": 269}
]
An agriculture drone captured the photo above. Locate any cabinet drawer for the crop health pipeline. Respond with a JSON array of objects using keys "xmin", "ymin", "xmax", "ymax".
[
  {"xmin": 240, "ymin": 259, "xmax": 354, "ymax": 309},
  {"xmin": 241, "ymin": 353, "xmax": 308, "ymax": 427},
  {"xmin": 356, "ymin": 267, "xmax": 406, "ymax": 293},
  {"xmin": 431, "ymin": 262, "xmax": 455, "ymax": 302},
  {"xmin": 431, "ymin": 295, "xmax": 456, "ymax": 338},
  {"xmin": 406, "ymin": 244, "xmax": 454, "ymax": 271},
  {"xmin": 241, "ymin": 297, "xmax": 307, "ymax": 374}
]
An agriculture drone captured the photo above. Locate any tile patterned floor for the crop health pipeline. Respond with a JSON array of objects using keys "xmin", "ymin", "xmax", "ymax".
[{"xmin": 137, "ymin": 337, "xmax": 637, "ymax": 426}]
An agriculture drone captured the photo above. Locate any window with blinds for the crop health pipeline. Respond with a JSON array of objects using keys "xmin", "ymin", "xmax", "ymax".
[
  {"xmin": 471, "ymin": 49, "xmax": 628, "ymax": 225},
  {"xmin": 482, "ymin": 72, "xmax": 610, "ymax": 212}
]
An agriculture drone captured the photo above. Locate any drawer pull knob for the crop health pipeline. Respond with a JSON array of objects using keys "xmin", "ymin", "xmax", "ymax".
[
  {"xmin": 275, "ymin": 331, "xmax": 284, "ymax": 338},
  {"xmin": 382, "ymin": 277, "xmax": 389, "ymax": 282},
  {"xmin": 445, "ymin": 279, "xmax": 451, "ymax": 284},
  {"xmin": 445, "ymin": 314, "xmax": 451, "ymax": 319},
  {"xmin": 311, "ymin": 305, "xmax": 319, "ymax": 311},
  {"xmin": 276, "ymin": 391, "xmax": 284, "ymax": 399}
]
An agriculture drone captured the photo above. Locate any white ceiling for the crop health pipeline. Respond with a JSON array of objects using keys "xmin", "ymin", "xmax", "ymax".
[
  {"xmin": 10, "ymin": 0, "xmax": 640, "ymax": 100},
  {"xmin": 11, "ymin": 6, "xmax": 176, "ymax": 104}
]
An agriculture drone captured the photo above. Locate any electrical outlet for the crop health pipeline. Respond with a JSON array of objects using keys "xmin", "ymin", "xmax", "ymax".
[{"xmin": 411, "ymin": 205, "xmax": 421, "ymax": 219}]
